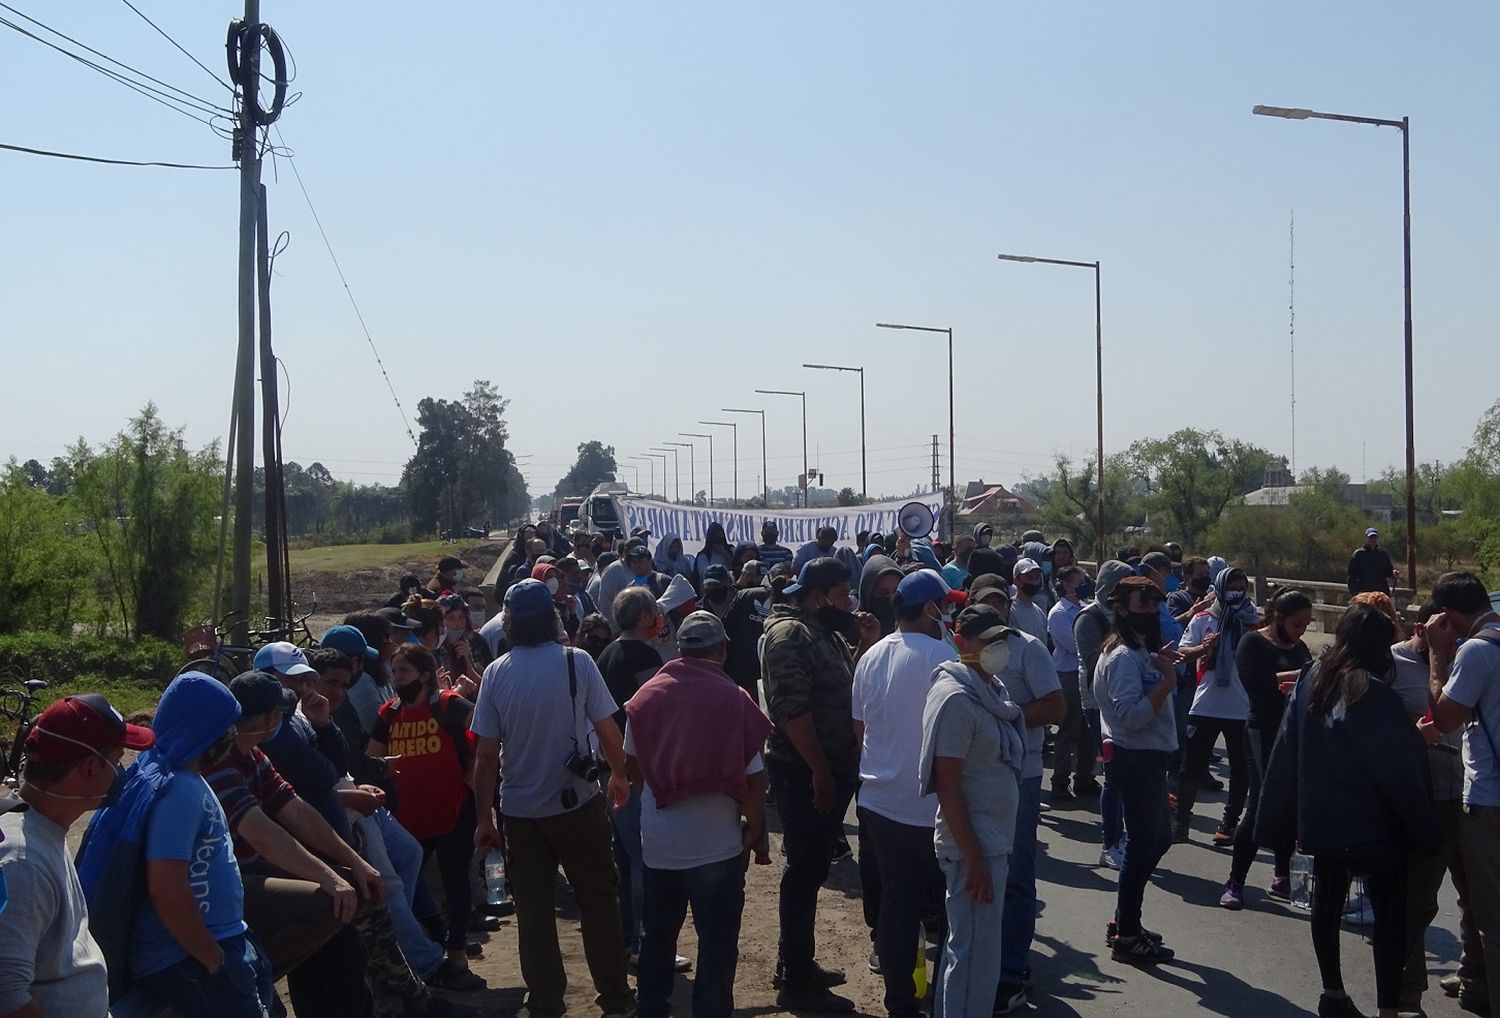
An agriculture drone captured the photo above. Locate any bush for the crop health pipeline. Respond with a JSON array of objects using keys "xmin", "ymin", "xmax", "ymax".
[{"xmin": 0, "ymin": 631, "xmax": 181, "ymax": 692}]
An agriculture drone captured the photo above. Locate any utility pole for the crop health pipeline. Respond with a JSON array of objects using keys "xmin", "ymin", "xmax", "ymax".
[
  {"xmin": 256, "ymin": 184, "xmax": 288, "ymax": 627},
  {"xmin": 932, "ymin": 435, "xmax": 941, "ymax": 493},
  {"xmin": 231, "ymin": 0, "xmax": 263, "ymax": 644}
]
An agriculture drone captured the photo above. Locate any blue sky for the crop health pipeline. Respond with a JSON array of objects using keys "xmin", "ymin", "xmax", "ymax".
[{"xmin": 3, "ymin": 3, "xmax": 1496, "ymax": 501}]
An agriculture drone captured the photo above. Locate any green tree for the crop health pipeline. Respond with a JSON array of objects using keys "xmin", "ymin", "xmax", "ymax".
[
  {"xmin": 1127, "ymin": 429, "xmax": 1272, "ymax": 546},
  {"xmin": 1026, "ymin": 454, "xmax": 1141, "ymax": 559},
  {"xmin": 0, "ymin": 465, "xmax": 94, "ymax": 634},
  {"xmin": 402, "ymin": 381, "xmax": 523, "ymax": 536},
  {"xmin": 554, "ymin": 441, "xmax": 617, "ymax": 500},
  {"xmin": 68, "ymin": 404, "xmax": 222, "ymax": 640}
]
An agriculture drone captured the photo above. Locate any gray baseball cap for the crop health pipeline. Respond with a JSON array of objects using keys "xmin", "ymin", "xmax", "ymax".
[{"xmin": 676, "ymin": 610, "xmax": 728, "ymax": 650}]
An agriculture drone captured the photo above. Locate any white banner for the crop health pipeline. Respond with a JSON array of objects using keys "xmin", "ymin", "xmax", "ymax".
[{"xmin": 619, "ymin": 492, "xmax": 946, "ymax": 555}]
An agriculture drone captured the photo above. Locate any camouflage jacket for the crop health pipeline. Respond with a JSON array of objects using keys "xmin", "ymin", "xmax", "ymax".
[{"xmin": 760, "ymin": 603, "xmax": 859, "ymax": 779}]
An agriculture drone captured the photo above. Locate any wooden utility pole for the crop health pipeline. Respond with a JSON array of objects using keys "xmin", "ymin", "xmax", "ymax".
[{"xmin": 231, "ymin": 0, "xmax": 263, "ymax": 643}]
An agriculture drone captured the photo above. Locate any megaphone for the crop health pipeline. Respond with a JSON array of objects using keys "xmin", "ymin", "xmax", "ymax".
[{"xmin": 897, "ymin": 501, "xmax": 937, "ymax": 539}]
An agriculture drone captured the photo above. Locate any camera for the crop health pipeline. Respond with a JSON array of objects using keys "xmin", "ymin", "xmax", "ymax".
[{"xmin": 564, "ymin": 749, "xmax": 602, "ymax": 784}]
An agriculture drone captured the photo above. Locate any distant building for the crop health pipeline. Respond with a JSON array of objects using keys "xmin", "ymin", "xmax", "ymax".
[
  {"xmin": 959, "ymin": 479, "xmax": 1037, "ymax": 517},
  {"xmin": 1242, "ymin": 483, "xmax": 1395, "ymax": 522}
]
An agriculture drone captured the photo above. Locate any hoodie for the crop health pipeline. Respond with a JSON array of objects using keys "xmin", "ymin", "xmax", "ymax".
[
  {"xmin": 653, "ymin": 533, "xmax": 696, "ymax": 581},
  {"xmin": 695, "ymin": 523, "xmax": 735, "ymax": 585},
  {"xmin": 910, "ymin": 538, "xmax": 943, "ymax": 573},
  {"xmin": 1076, "ymin": 559, "xmax": 1135, "ymax": 711},
  {"xmin": 655, "ymin": 573, "xmax": 699, "ymax": 661},
  {"xmin": 859, "ymin": 554, "xmax": 904, "ymax": 637},
  {"xmin": 77, "ymin": 672, "xmax": 242, "ymax": 997},
  {"xmin": 920, "ymin": 660, "xmax": 1026, "ymax": 859}
]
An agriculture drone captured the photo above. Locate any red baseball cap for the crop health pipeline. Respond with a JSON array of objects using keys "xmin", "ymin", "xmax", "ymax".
[{"xmin": 25, "ymin": 694, "xmax": 155, "ymax": 764}]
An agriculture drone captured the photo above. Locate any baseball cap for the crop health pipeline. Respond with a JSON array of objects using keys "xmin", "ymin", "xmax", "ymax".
[
  {"xmin": 624, "ymin": 544, "xmax": 652, "ymax": 561},
  {"xmin": 438, "ymin": 555, "xmax": 468, "ymax": 573},
  {"xmin": 676, "ymin": 610, "xmax": 728, "ymax": 650},
  {"xmin": 376, "ymin": 606, "xmax": 418, "ymax": 631},
  {"xmin": 703, "ymin": 564, "xmax": 732, "ymax": 586},
  {"xmin": 252, "ymin": 641, "xmax": 316, "ymax": 677},
  {"xmin": 321, "ymin": 624, "xmax": 379, "ymax": 661},
  {"xmin": 1140, "ymin": 551, "xmax": 1174, "ymax": 574},
  {"xmin": 896, "ymin": 569, "xmax": 955, "ymax": 609},
  {"xmin": 229, "ymin": 670, "xmax": 299, "ymax": 715},
  {"xmin": 955, "ymin": 604, "xmax": 1009, "ymax": 640},
  {"xmin": 783, "ymin": 556, "xmax": 850, "ymax": 596},
  {"xmin": 1012, "ymin": 557, "xmax": 1042, "ymax": 578},
  {"xmin": 25, "ymin": 693, "xmax": 154, "ymax": 764},
  {"xmin": 504, "ymin": 578, "xmax": 555, "ymax": 619},
  {"xmin": 1110, "ymin": 575, "xmax": 1163, "ymax": 603},
  {"xmin": 761, "ymin": 519, "xmax": 779, "ymax": 532},
  {"xmin": 1365, "ymin": 528, "xmax": 1379, "ymax": 538},
  {"xmin": 969, "ymin": 573, "xmax": 1011, "ymax": 604},
  {"xmin": 629, "ymin": 526, "xmax": 651, "ymax": 539}
]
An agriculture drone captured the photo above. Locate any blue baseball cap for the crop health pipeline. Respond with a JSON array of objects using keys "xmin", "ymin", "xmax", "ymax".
[
  {"xmin": 321, "ymin": 624, "xmax": 379, "ymax": 661},
  {"xmin": 896, "ymin": 569, "xmax": 955, "ymax": 609},
  {"xmin": 504, "ymin": 578, "xmax": 555, "ymax": 619}
]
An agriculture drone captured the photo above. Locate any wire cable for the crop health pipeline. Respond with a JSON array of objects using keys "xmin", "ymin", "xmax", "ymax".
[
  {"xmin": 117, "ymin": 0, "xmax": 233, "ymax": 94},
  {"xmin": 272, "ymin": 126, "xmax": 418, "ymax": 447},
  {"xmin": 0, "ymin": 140, "xmax": 233, "ymax": 169}
]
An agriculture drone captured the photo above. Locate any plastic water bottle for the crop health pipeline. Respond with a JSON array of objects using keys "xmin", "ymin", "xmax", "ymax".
[
  {"xmin": 484, "ymin": 849, "xmax": 510, "ymax": 909},
  {"xmin": 912, "ymin": 931, "xmax": 927, "ymax": 999},
  {"xmin": 1289, "ymin": 851, "xmax": 1315, "ymax": 911}
]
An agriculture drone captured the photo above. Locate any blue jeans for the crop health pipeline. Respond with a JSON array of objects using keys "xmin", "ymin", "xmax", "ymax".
[
  {"xmin": 999, "ymin": 775, "xmax": 1042, "ymax": 984},
  {"xmin": 637, "ymin": 854, "xmax": 746, "ymax": 1018},
  {"xmin": 363, "ymin": 810, "xmax": 444, "ymax": 978},
  {"xmin": 608, "ymin": 786, "xmax": 645, "ymax": 953},
  {"xmin": 937, "ymin": 854, "xmax": 1009, "ymax": 1018},
  {"xmin": 1105, "ymin": 748, "xmax": 1174, "ymax": 936},
  {"xmin": 138, "ymin": 933, "xmax": 275, "ymax": 1018}
]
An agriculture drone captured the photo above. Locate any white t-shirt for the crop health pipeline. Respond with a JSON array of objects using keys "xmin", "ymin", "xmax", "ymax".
[
  {"xmin": 1443, "ymin": 622, "xmax": 1500, "ymax": 807},
  {"xmin": 852, "ymin": 631, "xmax": 957, "ymax": 827},
  {"xmin": 1183, "ymin": 612, "xmax": 1250, "ymax": 721},
  {"xmin": 996, "ymin": 631, "xmax": 1063, "ymax": 780},
  {"xmin": 624, "ymin": 726, "xmax": 763, "ymax": 869},
  {"xmin": 471, "ymin": 643, "xmax": 618, "ymax": 819}
]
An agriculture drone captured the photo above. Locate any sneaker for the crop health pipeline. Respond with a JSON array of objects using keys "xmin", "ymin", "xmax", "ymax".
[
  {"xmin": 1218, "ymin": 880, "xmax": 1244, "ymax": 910},
  {"xmin": 1106, "ymin": 920, "xmax": 1164, "ymax": 948},
  {"xmin": 1051, "ymin": 781, "xmax": 1075, "ymax": 802},
  {"xmin": 993, "ymin": 981, "xmax": 1027, "ymax": 1014},
  {"xmin": 1073, "ymin": 777, "xmax": 1102, "ymax": 796},
  {"xmin": 775, "ymin": 986, "xmax": 856, "ymax": 1013},
  {"xmin": 426, "ymin": 960, "xmax": 486, "ymax": 991},
  {"xmin": 1111, "ymin": 933, "xmax": 1175, "ymax": 965},
  {"xmin": 1441, "ymin": 975, "xmax": 1464, "ymax": 998},
  {"xmin": 772, "ymin": 963, "xmax": 847, "ymax": 990},
  {"xmin": 1317, "ymin": 993, "xmax": 1368, "ymax": 1018},
  {"xmin": 1267, "ymin": 876, "xmax": 1292, "ymax": 901},
  {"xmin": 674, "ymin": 954, "xmax": 692, "ymax": 973},
  {"xmin": 1099, "ymin": 846, "xmax": 1123, "ymax": 871},
  {"xmin": 831, "ymin": 837, "xmax": 852, "ymax": 861},
  {"xmin": 868, "ymin": 947, "xmax": 881, "ymax": 975},
  {"xmin": 1172, "ymin": 823, "xmax": 1191, "ymax": 844},
  {"xmin": 1211, "ymin": 826, "xmax": 1235, "ymax": 848}
]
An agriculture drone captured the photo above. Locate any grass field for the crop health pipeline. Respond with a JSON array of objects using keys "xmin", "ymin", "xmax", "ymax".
[{"xmin": 287, "ymin": 540, "xmax": 486, "ymax": 574}]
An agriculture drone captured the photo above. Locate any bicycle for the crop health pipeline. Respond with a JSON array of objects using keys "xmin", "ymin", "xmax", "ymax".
[
  {"xmin": 178, "ymin": 597, "xmax": 320, "ymax": 681},
  {"xmin": 0, "ymin": 675, "xmax": 49, "ymax": 789}
]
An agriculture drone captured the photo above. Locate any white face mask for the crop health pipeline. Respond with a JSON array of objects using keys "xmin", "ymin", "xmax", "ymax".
[
  {"xmin": 980, "ymin": 640, "xmax": 1011, "ymax": 676},
  {"xmin": 469, "ymin": 609, "xmax": 486, "ymax": 629},
  {"xmin": 451, "ymin": 569, "xmax": 466, "ymax": 583}
]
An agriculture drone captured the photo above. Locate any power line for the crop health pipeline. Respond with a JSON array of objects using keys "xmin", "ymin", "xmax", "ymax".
[
  {"xmin": 0, "ymin": 4, "xmax": 229, "ymax": 117},
  {"xmin": 0, "ymin": 140, "xmax": 232, "ymax": 169},
  {"xmin": 272, "ymin": 127, "xmax": 418, "ymax": 447},
  {"xmin": 117, "ymin": 0, "xmax": 234, "ymax": 94}
]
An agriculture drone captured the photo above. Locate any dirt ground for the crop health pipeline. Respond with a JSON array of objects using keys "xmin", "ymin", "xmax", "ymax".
[{"xmin": 295, "ymin": 539, "xmax": 508, "ymax": 635}]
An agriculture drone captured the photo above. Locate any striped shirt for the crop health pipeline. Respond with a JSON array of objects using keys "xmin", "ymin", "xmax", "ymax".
[{"xmin": 756, "ymin": 543, "xmax": 794, "ymax": 569}]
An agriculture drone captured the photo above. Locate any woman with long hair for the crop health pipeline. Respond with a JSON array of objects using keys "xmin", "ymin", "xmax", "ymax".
[
  {"xmin": 1259, "ymin": 603, "xmax": 1438, "ymax": 1018},
  {"xmin": 367, "ymin": 643, "xmax": 480, "ymax": 975},
  {"xmin": 1220, "ymin": 588, "xmax": 1313, "ymax": 909}
]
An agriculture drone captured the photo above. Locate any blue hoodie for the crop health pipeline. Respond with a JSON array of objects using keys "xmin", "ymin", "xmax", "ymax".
[{"xmin": 78, "ymin": 673, "xmax": 243, "ymax": 993}]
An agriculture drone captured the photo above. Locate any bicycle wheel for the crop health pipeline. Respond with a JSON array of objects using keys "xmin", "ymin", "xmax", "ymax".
[{"xmin": 179, "ymin": 657, "xmax": 234, "ymax": 682}]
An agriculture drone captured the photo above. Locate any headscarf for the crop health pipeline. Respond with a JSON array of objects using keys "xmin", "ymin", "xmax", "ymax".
[{"xmin": 1207, "ymin": 566, "xmax": 1258, "ymax": 686}]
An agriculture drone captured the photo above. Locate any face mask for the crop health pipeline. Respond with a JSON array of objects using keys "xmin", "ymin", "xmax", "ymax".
[
  {"xmin": 870, "ymin": 597, "xmax": 896, "ymax": 633},
  {"xmin": 1077, "ymin": 577, "xmax": 1096, "ymax": 601},
  {"xmin": 980, "ymin": 640, "xmax": 1012, "ymax": 676},
  {"xmin": 545, "ymin": 577, "xmax": 560, "ymax": 595},
  {"xmin": 1225, "ymin": 590, "xmax": 1246, "ymax": 606},
  {"xmin": 976, "ymin": 533, "xmax": 992, "ymax": 548},
  {"xmin": 396, "ymin": 681, "xmax": 424, "ymax": 705},
  {"xmin": 237, "ymin": 715, "xmax": 284, "ymax": 743},
  {"xmin": 817, "ymin": 605, "xmax": 859, "ymax": 641},
  {"xmin": 453, "ymin": 569, "xmax": 466, "ymax": 582},
  {"xmin": 1042, "ymin": 562, "xmax": 1053, "ymax": 578},
  {"xmin": 1019, "ymin": 581, "xmax": 1042, "ymax": 597},
  {"xmin": 1127, "ymin": 610, "xmax": 1163, "ymax": 649},
  {"xmin": 445, "ymin": 625, "xmax": 466, "ymax": 643},
  {"xmin": 1189, "ymin": 575, "xmax": 1211, "ymax": 595},
  {"xmin": 23, "ymin": 727, "xmax": 127, "ymax": 806},
  {"xmin": 469, "ymin": 609, "xmax": 486, "ymax": 629},
  {"xmin": 707, "ymin": 586, "xmax": 731, "ymax": 604}
]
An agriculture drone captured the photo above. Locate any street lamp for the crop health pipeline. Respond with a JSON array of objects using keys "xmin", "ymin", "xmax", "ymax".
[
  {"xmin": 700, "ymin": 420, "xmax": 738, "ymax": 505},
  {"xmin": 804, "ymin": 362, "xmax": 866, "ymax": 501},
  {"xmin": 723, "ymin": 407, "xmax": 769, "ymax": 507},
  {"xmin": 622, "ymin": 462, "xmax": 639, "ymax": 492},
  {"xmin": 996, "ymin": 253, "xmax": 1106, "ymax": 559},
  {"xmin": 756, "ymin": 389, "xmax": 808, "ymax": 508},
  {"xmin": 642, "ymin": 455, "xmax": 666, "ymax": 503},
  {"xmin": 667, "ymin": 441, "xmax": 696, "ymax": 505},
  {"xmin": 634, "ymin": 454, "xmax": 660, "ymax": 500},
  {"xmin": 877, "ymin": 322, "xmax": 955, "ymax": 535},
  {"xmin": 1252, "ymin": 103, "xmax": 1417, "ymax": 589},
  {"xmin": 651, "ymin": 447, "xmax": 681, "ymax": 503},
  {"xmin": 681, "ymin": 432, "xmax": 714, "ymax": 505}
]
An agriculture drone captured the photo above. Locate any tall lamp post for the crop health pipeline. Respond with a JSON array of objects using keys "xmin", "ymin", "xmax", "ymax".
[
  {"xmin": 622, "ymin": 463, "xmax": 639, "ymax": 492},
  {"xmin": 723, "ymin": 407, "xmax": 769, "ymax": 507},
  {"xmin": 651, "ymin": 447, "xmax": 681, "ymax": 503},
  {"xmin": 644, "ymin": 453, "xmax": 668, "ymax": 501},
  {"xmin": 804, "ymin": 363, "xmax": 866, "ymax": 501},
  {"xmin": 1252, "ymin": 103, "xmax": 1417, "ymax": 589},
  {"xmin": 681, "ymin": 432, "xmax": 714, "ymax": 505},
  {"xmin": 756, "ymin": 389, "xmax": 808, "ymax": 508},
  {"xmin": 700, "ymin": 420, "xmax": 738, "ymax": 505},
  {"xmin": 996, "ymin": 253, "xmax": 1106, "ymax": 559},
  {"xmin": 667, "ymin": 441, "xmax": 697, "ymax": 506},
  {"xmin": 630, "ymin": 455, "xmax": 654, "ymax": 499},
  {"xmin": 877, "ymin": 323, "xmax": 954, "ymax": 535}
]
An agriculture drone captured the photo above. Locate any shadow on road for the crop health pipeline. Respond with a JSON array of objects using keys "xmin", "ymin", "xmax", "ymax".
[{"xmin": 1135, "ymin": 956, "xmax": 1317, "ymax": 1017}]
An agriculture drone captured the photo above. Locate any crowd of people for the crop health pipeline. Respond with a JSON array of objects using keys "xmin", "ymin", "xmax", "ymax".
[{"xmin": 1, "ymin": 519, "xmax": 1497, "ymax": 1018}]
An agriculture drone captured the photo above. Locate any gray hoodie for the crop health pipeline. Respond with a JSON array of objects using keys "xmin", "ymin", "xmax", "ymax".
[
  {"xmin": 1076, "ymin": 559, "xmax": 1135, "ymax": 711},
  {"xmin": 1093, "ymin": 643, "xmax": 1178, "ymax": 752}
]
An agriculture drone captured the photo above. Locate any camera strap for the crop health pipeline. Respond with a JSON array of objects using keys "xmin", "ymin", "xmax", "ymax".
[{"xmin": 566, "ymin": 647, "xmax": 581, "ymax": 754}]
